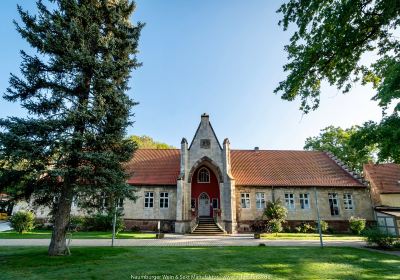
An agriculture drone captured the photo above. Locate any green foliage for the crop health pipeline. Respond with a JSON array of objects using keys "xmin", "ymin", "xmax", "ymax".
[
  {"xmin": 82, "ymin": 213, "xmax": 125, "ymax": 233},
  {"xmin": 69, "ymin": 216, "xmax": 85, "ymax": 232},
  {"xmin": 276, "ymin": 0, "xmax": 400, "ymax": 114},
  {"xmin": 10, "ymin": 211, "xmax": 35, "ymax": 233},
  {"xmin": 276, "ymin": 0, "xmax": 400, "ymax": 163},
  {"xmin": 267, "ymin": 219, "xmax": 283, "ymax": 234},
  {"xmin": 128, "ymin": 135, "xmax": 174, "ymax": 149},
  {"xmin": 295, "ymin": 222, "xmax": 315, "ymax": 233},
  {"xmin": 349, "ymin": 114, "xmax": 400, "ymax": 163},
  {"xmin": 349, "ymin": 217, "xmax": 366, "ymax": 235},
  {"xmin": 0, "ymin": 0, "xmax": 143, "ymax": 253},
  {"xmin": 363, "ymin": 227, "xmax": 398, "ymax": 248},
  {"xmin": 264, "ymin": 199, "xmax": 288, "ymax": 221},
  {"xmin": 304, "ymin": 125, "xmax": 377, "ymax": 172},
  {"xmin": 250, "ymin": 219, "xmax": 269, "ymax": 233},
  {"xmin": 318, "ymin": 220, "xmax": 329, "ymax": 233}
]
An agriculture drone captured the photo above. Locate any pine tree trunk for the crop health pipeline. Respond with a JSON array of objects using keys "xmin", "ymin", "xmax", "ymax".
[{"xmin": 48, "ymin": 185, "xmax": 73, "ymax": 256}]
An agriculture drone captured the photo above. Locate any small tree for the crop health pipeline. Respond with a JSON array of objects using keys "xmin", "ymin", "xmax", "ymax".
[
  {"xmin": 349, "ymin": 216, "xmax": 366, "ymax": 235},
  {"xmin": 264, "ymin": 199, "xmax": 287, "ymax": 235},
  {"xmin": 10, "ymin": 211, "xmax": 35, "ymax": 233},
  {"xmin": 264, "ymin": 199, "xmax": 287, "ymax": 221}
]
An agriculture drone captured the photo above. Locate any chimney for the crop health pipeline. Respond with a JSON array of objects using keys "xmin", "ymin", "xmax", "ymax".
[{"xmin": 254, "ymin": 147, "xmax": 259, "ymax": 151}]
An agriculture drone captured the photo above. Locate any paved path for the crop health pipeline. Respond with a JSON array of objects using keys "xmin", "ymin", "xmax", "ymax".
[{"xmin": 0, "ymin": 234, "xmax": 367, "ymax": 247}]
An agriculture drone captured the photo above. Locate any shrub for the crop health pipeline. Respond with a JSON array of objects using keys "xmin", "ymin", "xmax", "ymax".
[
  {"xmin": 10, "ymin": 211, "xmax": 35, "ymax": 233},
  {"xmin": 316, "ymin": 220, "xmax": 329, "ymax": 233},
  {"xmin": 295, "ymin": 222, "xmax": 315, "ymax": 233},
  {"xmin": 69, "ymin": 216, "xmax": 85, "ymax": 231},
  {"xmin": 268, "ymin": 219, "xmax": 283, "ymax": 234},
  {"xmin": 349, "ymin": 216, "xmax": 366, "ymax": 235},
  {"xmin": 250, "ymin": 219, "xmax": 268, "ymax": 233},
  {"xmin": 363, "ymin": 227, "xmax": 397, "ymax": 248},
  {"xmin": 264, "ymin": 199, "xmax": 287, "ymax": 221},
  {"xmin": 83, "ymin": 212, "xmax": 125, "ymax": 233},
  {"xmin": 131, "ymin": 225, "xmax": 141, "ymax": 232}
]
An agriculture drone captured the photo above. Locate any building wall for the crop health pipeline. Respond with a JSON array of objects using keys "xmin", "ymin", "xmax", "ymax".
[
  {"xmin": 380, "ymin": 194, "xmax": 400, "ymax": 207},
  {"xmin": 123, "ymin": 186, "xmax": 177, "ymax": 221},
  {"xmin": 235, "ymin": 186, "xmax": 374, "ymax": 232}
]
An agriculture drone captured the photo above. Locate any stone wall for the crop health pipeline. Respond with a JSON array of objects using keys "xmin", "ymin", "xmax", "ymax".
[
  {"xmin": 235, "ymin": 185, "xmax": 374, "ymax": 232},
  {"xmin": 123, "ymin": 186, "xmax": 177, "ymax": 220}
]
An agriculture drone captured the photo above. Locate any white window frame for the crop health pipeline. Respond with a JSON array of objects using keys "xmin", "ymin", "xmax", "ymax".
[
  {"xmin": 343, "ymin": 193, "xmax": 354, "ymax": 210},
  {"xmin": 256, "ymin": 192, "xmax": 266, "ymax": 209},
  {"xmin": 328, "ymin": 193, "xmax": 340, "ymax": 216},
  {"xmin": 197, "ymin": 167, "xmax": 210, "ymax": 183},
  {"xmin": 285, "ymin": 193, "xmax": 295, "ymax": 210},
  {"xmin": 117, "ymin": 197, "xmax": 124, "ymax": 208},
  {"xmin": 144, "ymin": 192, "xmax": 154, "ymax": 208},
  {"xmin": 160, "ymin": 192, "xmax": 169, "ymax": 209},
  {"xmin": 299, "ymin": 193, "xmax": 310, "ymax": 210},
  {"xmin": 241, "ymin": 193, "xmax": 250, "ymax": 209}
]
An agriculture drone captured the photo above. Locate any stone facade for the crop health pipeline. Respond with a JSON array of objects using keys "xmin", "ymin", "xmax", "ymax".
[
  {"xmin": 235, "ymin": 186, "xmax": 374, "ymax": 232},
  {"xmin": 14, "ymin": 114, "xmax": 376, "ymax": 234}
]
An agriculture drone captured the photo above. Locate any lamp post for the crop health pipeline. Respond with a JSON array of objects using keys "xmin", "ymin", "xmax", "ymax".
[
  {"xmin": 314, "ymin": 187, "xmax": 324, "ymax": 248},
  {"xmin": 111, "ymin": 199, "xmax": 117, "ymax": 247}
]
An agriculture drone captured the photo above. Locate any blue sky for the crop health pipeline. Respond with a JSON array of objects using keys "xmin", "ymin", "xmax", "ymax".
[{"xmin": 0, "ymin": 0, "xmax": 385, "ymax": 150}]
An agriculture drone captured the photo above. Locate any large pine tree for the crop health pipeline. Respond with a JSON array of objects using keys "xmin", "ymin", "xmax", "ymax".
[{"xmin": 0, "ymin": 0, "xmax": 143, "ymax": 256}]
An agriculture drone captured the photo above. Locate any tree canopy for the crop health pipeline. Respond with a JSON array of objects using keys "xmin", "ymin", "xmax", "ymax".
[
  {"xmin": 128, "ymin": 135, "xmax": 175, "ymax": 149},
  {"xmin": 275, "ymin": 0, "xmax": 400, "ymax": 113},
  {"xmin": 0, "ymin": 0, "xmax": 143, "ymax": 255},
  {"xmin": 277, "ymin": 0, "xmax": 400, "ymax": 164},
  {"xmin": 304, "ymin": 126, "xmax": 377, "ymax": 173}
]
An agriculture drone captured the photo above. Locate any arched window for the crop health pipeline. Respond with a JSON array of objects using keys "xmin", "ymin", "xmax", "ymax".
[{"xmin": 197, "ymin": 167, "xmax": 210, "ymax": 183}]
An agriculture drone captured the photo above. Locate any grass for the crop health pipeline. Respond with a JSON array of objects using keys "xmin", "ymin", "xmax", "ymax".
[
  {"xmin": 261, "ymin": 232, "xmax": 363, "ymax": 240},
  {"xmin": 0, "ymin": 246, "xmax": 399, "ymax": 279},
  {"xmin": 0, "ymin": 230, "xmax": 156, "ymax": 239}
]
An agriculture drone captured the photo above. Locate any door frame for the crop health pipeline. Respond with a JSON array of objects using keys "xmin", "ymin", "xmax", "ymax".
[{"xmin": 198, "ymin": 192, "xmax": 210, "ymax": 217}]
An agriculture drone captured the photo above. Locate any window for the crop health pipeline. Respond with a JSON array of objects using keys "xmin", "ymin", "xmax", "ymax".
[
  {"xmin": 191, "ymin": 198, "xmax": 196, "ymax": 209},
  {"xmin": 160, "ymin": 192, "xmax": 169, "ymax": 208},
  {"xmin": 285, "ymin": 193, "xmax": 295, "ymax": 210},
  {"xmin": 212, "ymin": 198, "xmax": 218, "ymax": 209},
  {"xmin": 256, "ymin": 192, "xmax": 265, "ymax": 209},
  {"xmin": 328, "ymin": 193, "xmax": 340, "ymax": 216},
  {"xmin": 144, "ymin": 192, "xmax": 154, "ymax": 208},
  {"xmin": 241, "ymin": 193, "xmax": 250, "ymax": 208},
  {"xmin": 198, "ymin": 167, "xmax": 210, "ymax": 183},
  {"xmin": 117, "ymin": 197, "xmax": 124, "ymax": 208},
  {"xmin": 343, "ymin": 193, "xmax": 353, "ymax": 210},
  {"xmin": 299, "ymin": 193, "xmax": 310, "ymax": 209},
  {"xmin": 100, "ymin": 192, "xmax": 109, "ymax": 208}
]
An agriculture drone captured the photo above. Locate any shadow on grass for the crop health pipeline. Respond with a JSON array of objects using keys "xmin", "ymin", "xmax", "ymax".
[{"xmin": 1, "ymin": 247, "xmax": 399, "ymax": 280}]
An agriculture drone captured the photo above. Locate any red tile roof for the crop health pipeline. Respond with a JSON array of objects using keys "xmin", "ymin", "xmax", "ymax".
[
  {"xmin": 230, "ymin": 150, "xmax": 363, "ymax": 187},
  {"xmin": 364, "ymin": 163, "xmax": 400, "ymax": 194},
  {"xmin": 125, "ymin": 149, "xmax": 180, "ymax": 185},
  {"xmin": 126, "ymin": 149, "xmax": 364, "ymax": 187}
]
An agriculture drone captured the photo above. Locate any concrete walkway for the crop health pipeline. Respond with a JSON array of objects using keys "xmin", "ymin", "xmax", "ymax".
[{"xmin": 0, "ymin": 233, "xmax": 367, "ymax": 247}]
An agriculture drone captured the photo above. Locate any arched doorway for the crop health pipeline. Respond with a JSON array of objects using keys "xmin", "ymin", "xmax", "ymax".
[
  {"xmin": 198, "ymin": 192, "xmax": 210, "ymax": 216},
  {"xmin": 191, "ymin": 165, "xmax": 220, "ymax": 218}
]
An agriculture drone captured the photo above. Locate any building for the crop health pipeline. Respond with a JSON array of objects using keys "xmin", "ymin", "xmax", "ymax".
[
  {"xmin": 122, "ymin": 114, "xmax": 374, "ymax": 233},
  {"xmin": 13, "ymin": 114, "xmax": 375, "ymax": 233},
  {"xmin": 363, "ymin": 163, "xmax": 400, "ymax": 236}
]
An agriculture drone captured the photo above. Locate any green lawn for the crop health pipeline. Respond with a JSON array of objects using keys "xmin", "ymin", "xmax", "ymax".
[
  {"xmin": 261, "ymin": 233, "xmax": 363, "ymax": 240},
  {"xmin": 0, "ymin": 230, "xmax": 156, "ymax": 239},
  {"xmin": 0, "ymin": 247, "xmax": 399, "ymax": 280}
]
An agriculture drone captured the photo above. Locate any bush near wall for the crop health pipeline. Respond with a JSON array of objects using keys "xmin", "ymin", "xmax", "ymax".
[
  {"xmin": 349, "ymin": 216, "xmax": 366, "ymax": 235},
  {"xmin": 10, "ymin": 211, "xmax": 35, "ymax": 233},
  {"xmin": 363, "ymin": 227, "xmax": 398, "ymax": 248}
]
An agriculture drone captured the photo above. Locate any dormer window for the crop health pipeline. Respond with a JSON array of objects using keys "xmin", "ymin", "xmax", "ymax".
[{"xmin": 198, "ymin": 167, "xmax": 210, "ymax": 183}]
